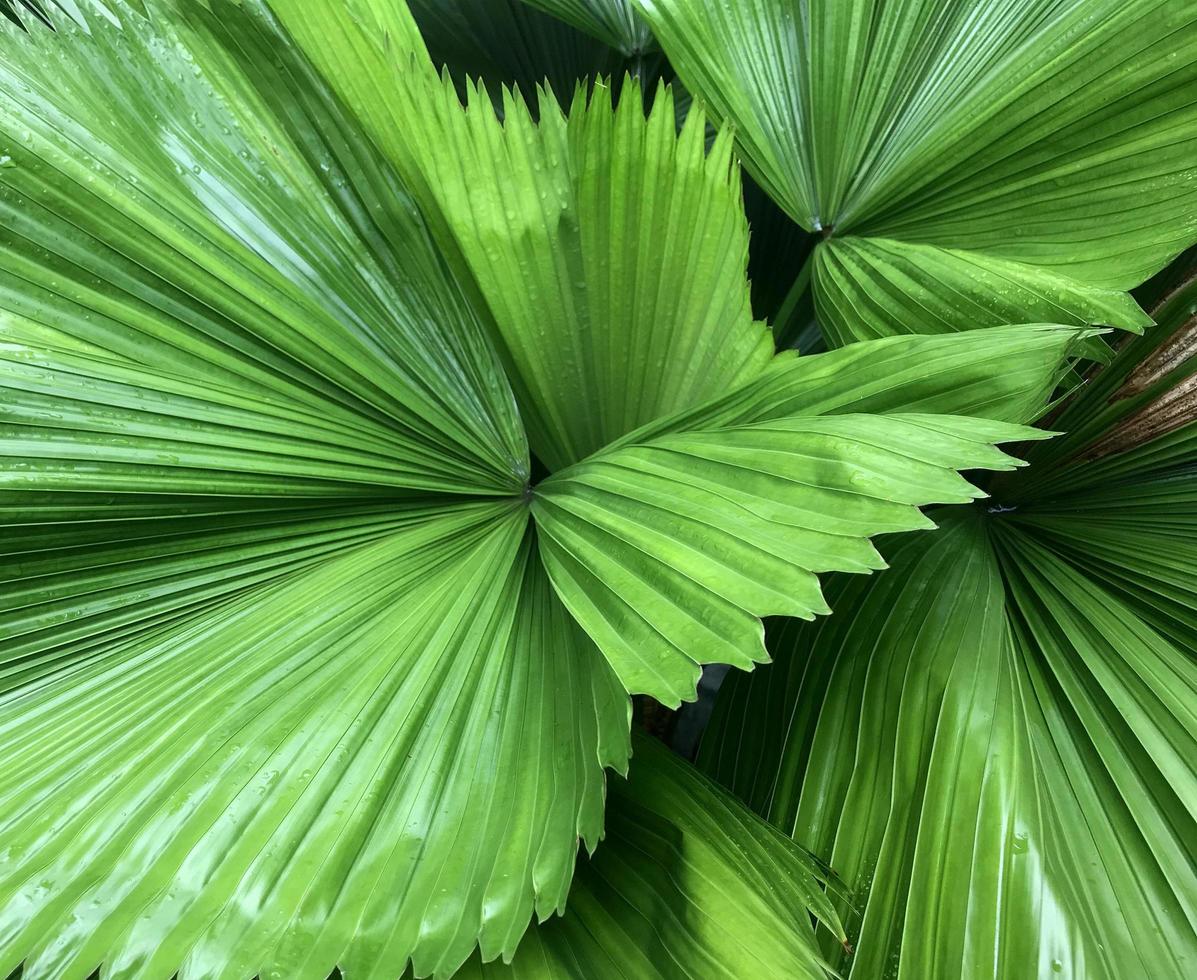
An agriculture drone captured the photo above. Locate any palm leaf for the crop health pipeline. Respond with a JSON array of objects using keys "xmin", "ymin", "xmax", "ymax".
[
  {"xmin": 0, "ymin": 1, "xmax": 1124, "ymax": 975},
  {"xmin": 1, "ymin": 505, "xmax": 629, "ymax": 979},
  {"xmin": 2, "ymin": 494, "xmax": 430, "ymax": 687},
  {"xmin": 523, "ymin": 322, "xmax": 1088, "ymax": 706},
  {"xmin": 0, "ymin": 0, "xmax": 528, "ymax": 491},
  {"xmin": 635, "ymin": 0, "xmax": 1197, "ymax": 341},
  {"xmin": 814, "ymin": 237, "xmax": 1152, "ymax": 346},
  {"xmin": 520, "ymin": 0, "xmax": 653, "ymax": 58},
  {"xmin": 390, "ymin": 73, "xmax": 775, "ymax": 471},
  {"xmin": 535, "ymin": 412, "xmax": 1045, "ymax": 703},
  {"xmin": 451, "ymin": 736, "xmax": 844, "ymax": 979},
  {"xmin": 408, "ymin": 0, "xmax": 626, "ymax": 106},
  {"xmin": 0, "ymin": 4, "xmax": 599, "ymax": 975},
  {"xmin": 698, "ymin": 267, "xmax": 1197, "ymax": 979}
]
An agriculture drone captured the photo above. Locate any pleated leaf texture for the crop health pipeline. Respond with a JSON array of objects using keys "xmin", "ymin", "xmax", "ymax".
[
  {"xmin": 448, "ymin": 733, "xmax": 851, "ymax": 979},
  {"xmin": 0, "ymin": 1, "xmax": 1135, "ymax": 978},
  {"xmin": 521, "ymin": 0, "xmax": 653, "ymax": 57},
  {"xmin": 636, "ymin": 0, "xmax": 1197, "ymax": 345},
  {"xmin": 699, "ymin": 266, "xmax": 1197, "ymax": 979}
]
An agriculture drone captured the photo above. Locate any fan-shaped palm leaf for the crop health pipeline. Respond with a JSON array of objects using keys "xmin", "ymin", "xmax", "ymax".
[
  {"xmin": 451, "ymin": 735, "xmax": 846, "ymax": 979},
  {"xmin": 521, "ymin": 0, "xmax": 652, "ymax": 59},
  {"xmin": 635, "ymin": 0, "xmax": 1197, "ymax": 344},
  {"xmin": 699, "ymin": 265, "xmax": 1197, "ymax": 979},
  {"xmin": 0, "ymin": 0, "xmax": 1108, "ymax": 975}
]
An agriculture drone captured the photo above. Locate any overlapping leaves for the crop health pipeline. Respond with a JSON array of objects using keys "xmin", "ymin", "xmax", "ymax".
[
  {"xmin": 0, "ymin": 0, "xmax": 1156, "ymax": 977},
  {"xmin": 699, "ymin": 266, "xmax": 1197, "ymax": 979},
  {"xmin": 450, "ymin": 736, "xmax": 847, "ymax": 979},
  {"xmin": 522, "ymin": 0, "xmax": 652, "ymax": 58},
  {"xmin": 635, "ymin": 0, "xmax": 1197, "ymax": 344}
]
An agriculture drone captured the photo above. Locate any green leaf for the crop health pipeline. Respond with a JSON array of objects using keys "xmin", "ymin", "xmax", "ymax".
[
  {"xmin": 703, "ymin": 514, "xmax": 1023, "ymax": 977},
  {"xmin": 535, "ymin": 409, "xmax": 1046, "ymax": 705},
  {"xmin": 631, "ymin": 0, "xmax": 815, "ymax": 226},
  {"xmin": 0, "ymin": 504, "xmax": 630, "ymax": 980},
  {"xmin": 1005, "ymin": 267, "xmax": 1197, "ymax": 496},
  {"xmin": 1, "ymin": 492, "xmax": 446, "ymax": 689},
  {"xmin": 2, "ymin": 5, "xmax": 1172, "ymax": 979},
  {"xmin": 264, "ymin": 0, "xmax": 433, "ymax": 149},
  {"xmin": 0, "ymin": 344, "xmax": 511, "ymax": 496},
  {"xmin": 522, "ymin": 323, "xmax": 1083, "ymax": 707},
  {"xmin": 698, "ymin": 285, "xmax": 1197, "ymax": 979},
  {"xmin": 521, "ymin": 0, "xmax": 653, "ymax": 58},
  {"xmin": 1004, "ymin": 453, "xmax": 1197, "ymax": 649},
  {"xmin": 635, "ymin": 0, "xmax": 1197, "ymax": 339},
  {"xmin": 994, "ymin": 268, "xmax": 1197, "ymax": 645},
  {"xmin": 391, "ymin": 73, "xmax": 774, "ymax": 471},
  {"xmin": 253, "ymin": 0, "xmax": 487, "ymax": 311},
  {"xmin": 0, "ymin": 0, "xmax": 528, "ymax": 493},
  {"xmin": 451, "ymin": 736, "xmax": 844, "ymax": 979},
  {"xmin": 815, "ymin": 236, "xmax": 1152, "ymax": 346},
  {"xmin": 0, "ymin": 5, "xmax": 633, "ymax": 974},
  {"xmin": 702, "ymin": 510, "xmax": 1197, "ymax": 979},
  {"xmin": 408, "ymin": 0, "xmax": 626, "ymax": 107},
  {"xmin": 629, "ymin": 324, "xmax": 1091, "ymax": 433}
]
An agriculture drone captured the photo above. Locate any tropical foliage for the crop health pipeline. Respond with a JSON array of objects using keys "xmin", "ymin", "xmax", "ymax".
[
  {"xmin": 0, "ymin": 1, "xmax": 1193, "ymax": 979},
  {"xmin": 702, "ymin": 266, "xmax": 1197, "ymax": 979}
]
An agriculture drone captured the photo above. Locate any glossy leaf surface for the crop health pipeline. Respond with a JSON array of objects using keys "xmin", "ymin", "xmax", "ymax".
[
  {"xmin": 452, "ymin": 736, "xmax": 844, "ymax": 980},
  {"xmin": 392, "ymin": 73, "xmax": 773, "ymax": 471},
  {"xmin": 699, "ymin": 274, "xmax": 1197, "ymax": 979},
  {"xmin": 0, "ymin": 1, "xmax": 1150, "ymax": 976},
  {"xmin": 636, "ymin": 0, "xmax": 1197, "ymax": 341},
  {"xmin": 536, "ymin": 413, "xmax": 1043, "ymax": 704}
]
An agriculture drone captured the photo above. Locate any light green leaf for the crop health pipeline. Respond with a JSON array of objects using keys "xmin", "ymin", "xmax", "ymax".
[
  {"xmin": 629, "ymin": 323, "xmax": 1090, "ymax": 434},
  {"xmin": 0, "ymin": 4, "xmax": 633, "ymax": 974},
  {"xmin": 452, "ymin": 735, "xmax": 844, "ymax": 979},
  {"xmin": 264, "ymin": 0, "xmax": 433, "ymax": 159},
  {"xmin": 264, "ymin": 7, "xmax": 741, "ymax": 471},
  {"xmin": 0, "ymin": 0, "xmax": 528, "ymax": 493},
  {"xmin": 0, "ymin": 504, "xmax": 630, "ymax": 980},
  {"xmin": 523, "ymin": 322, "xmax": 1084, "ymax": 707},
  {"xmin": 520, "ymin": 0, "xmax": 653, "ymax": 57},
  {"xmin": 704, "ymin": 514, "xmax": 1028, "ymax": 977},
  {"xmin": 0, "ymin": 344, "xmax": 507, "ymax": 496},
  {"xmin": 635, "ymin": 0, "xmax": 1197, "ymax": 338},
  {"xmin": 390, "ymin": 72, "xmax": 773, "ymax": 472},
  {"xmin": 0, "ymin": 5, "xmax": 1166, "ymax": 979},
  {"xmin": 535, "ymin": 411, "xmax": 1045, "ymax": 705},
  {"xmin": 815, "ymin": 236, "xmax": 1152, "ymax": 346},
  {"xmin": 254, "ymin": 0, "xmax": 490, "ymax": 325},
  {"xmin": 632, "ymin": 0, "xmax": 815, "ymax": 226}
]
